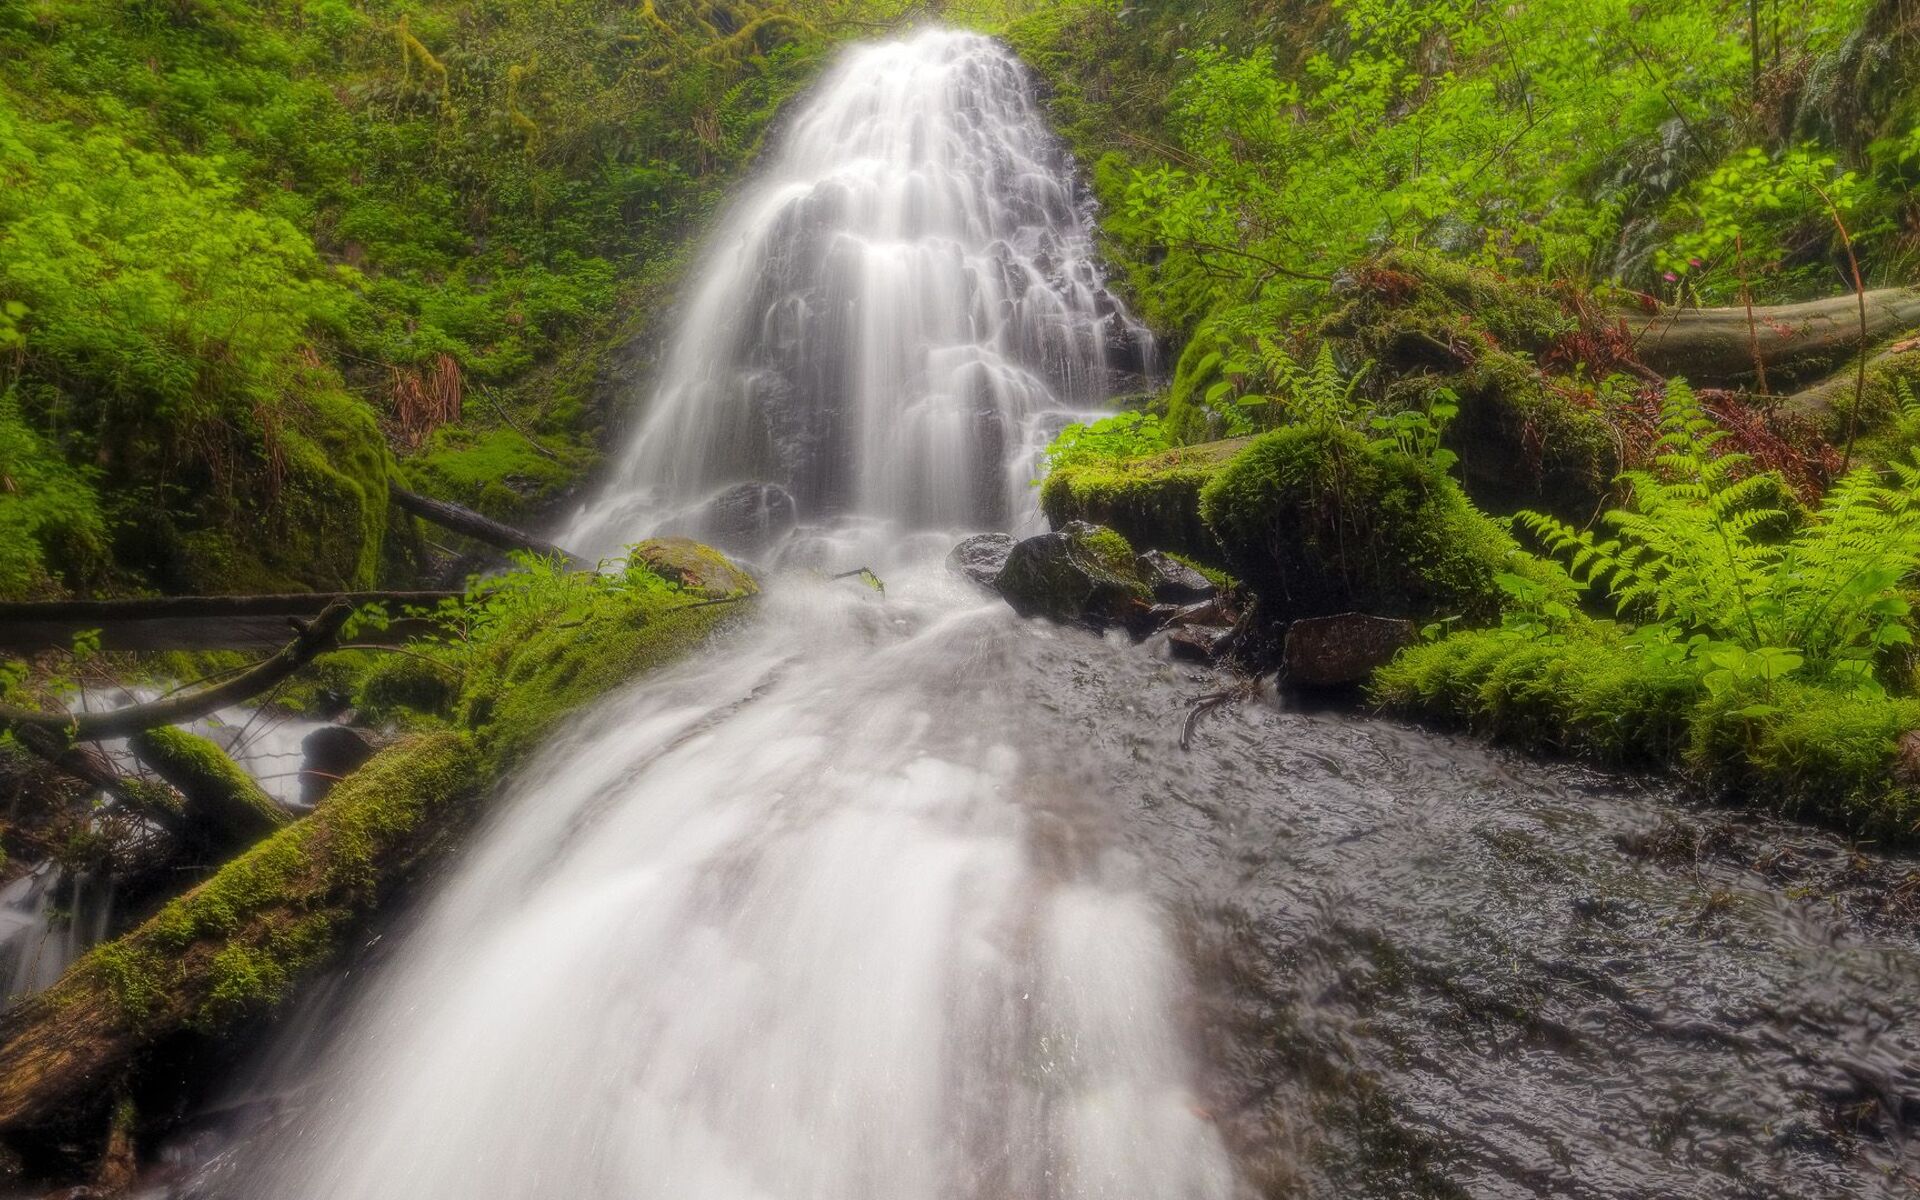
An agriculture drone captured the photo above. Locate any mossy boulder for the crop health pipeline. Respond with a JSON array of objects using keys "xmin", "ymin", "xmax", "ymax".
[
  {"xmin": 1198, "ymin": 426, "xmax": 1555, "ymax": 624},
  {"xmin": 628, "ymin": 537, "xmax": 759, "ymax": 601},
  {"xmin": 1040, "ymin": 437, "xmax": 1250, "ymax": 562},
  {"xmin": 155, "ymin": 387, "xmax": 397, "ymax": 595},
  {"xmin": 994, "ymin": 521, "xmax": 1152, "ymax": 629}
]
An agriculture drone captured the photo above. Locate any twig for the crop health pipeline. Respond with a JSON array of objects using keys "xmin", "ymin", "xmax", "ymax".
[
  {"xmin": 1810, "ymin": 180, "xmax": 1868, "ymax": 472},
  {"xmin": 476, "ymin": 383, "xmax": 562, "ymax": 462}
]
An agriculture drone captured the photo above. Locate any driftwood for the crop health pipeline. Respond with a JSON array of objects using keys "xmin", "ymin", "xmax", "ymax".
[
  {"xmin": 8, "ymin": 726, "xmax": 190, "ymax": 839},
  {"xmin": 390, "ymin": 484, "xmax": 583, "ymax": 565},
  {"xmin": 1626, "ymin": 287, "xmax": 1920, "ymax": 386},
  {"xmin": 0, "ymin": 605, "xmax": 353, "ymax": 742}
]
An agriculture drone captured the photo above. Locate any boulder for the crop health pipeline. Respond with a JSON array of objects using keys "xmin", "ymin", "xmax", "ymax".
[
  {"xmin": 946, "ymin": 533, "xmax": 1016, "ymax": 588},
  {"xmin": 1136, "ymin": 550, "xmax": 1215, "ymax": 603},
  {"xmin": 299, "ymin": 724, "xmax": 389, "ymax": 806},
  {"xmin": 1283, "ymin": 613, "xmax": 1416, "ymax": 689},
  {"xmin": 994, "ymin": 522, "xmax": 1151, "ymax": 629},
  {"xmin": 629, "ymin": 537, "xmax": 759, "ymax": 600},
  {"xmin": 1167, "ymin": 624, "xmax": 1231, "ymax": 664},
  {"xmin": 693, "ymin": 482, "xmax": 797, "ymax": 556}
]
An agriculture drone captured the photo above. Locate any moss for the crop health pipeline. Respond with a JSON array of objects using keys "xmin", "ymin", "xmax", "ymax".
[
  {"xmin": 129, "ymin": 726, "xmax": 286, "ymax": 848},
  {"xmin": 1374, "ymin": 623, "xmax": 1699, "ymax": 763},
  {"xmin": 1376, "ymin": 625, "xmax": 1920, "ymax": 838},
  {"xmin": 360, "ymin": 652, "xmax": 461, "ymax": 725},
  {"xmin": 53, "ymin": 732, "xmax": 484, "ymax": 1037},
  {"xmin": 166, "ymin": 385, "xmax": 395, "ymax": 594},
  {"xmin": 460, "ymin": 575, "xmax": 750, "ymax": 766},
  {"xmin": 1441, "ymin": 351, "xmax": 1619, "ymax": 519},
  {"xmin": 1040, "ymin": 437, "xmax": 1251, "ymax": 562},
  {"xmin": 406, "ymin": 426, "xmax": 589, "ymax": 525},
  {"xmin": 1198, "ymin": 426, "xmax": 1551, "ymax": 623}
]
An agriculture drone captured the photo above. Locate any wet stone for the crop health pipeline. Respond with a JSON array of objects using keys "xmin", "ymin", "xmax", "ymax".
[
  {"xmin": 1283, "ymin": 613, "xmax": 1416, "ymax": 689},
  {"xmin": 1136, "ymin": 549, "xmax": 1215, "ymax": 603},
  {"xmin": 1168, "ymin": 624, "xmax": 1231, "ymax": 664},
  {"xmin": 946, "ymin": 533, "xmax": 1016, "ymax": 589}
]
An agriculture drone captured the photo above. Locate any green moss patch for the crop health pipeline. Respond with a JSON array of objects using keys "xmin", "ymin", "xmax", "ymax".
[
  {"xmin": 1198, "ymin": 426, "xmax": 1555, "ymax": 623},
  {"xmin": 1040, "ymin": 437, "xmax": 1250, "ymax": 562},
  {"xmin": 1375, "ymin": 625, "xmax": 1920, "ymax": 839}
]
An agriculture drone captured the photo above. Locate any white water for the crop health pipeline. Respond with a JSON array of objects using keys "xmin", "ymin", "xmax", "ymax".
[
  {"xmin": 234, "ymin": 30, "xmax": 1229, "ymax": 1200},
  {"xmin": 567, "ymin": 28, "xmax": 1147, "ymax": 560}
]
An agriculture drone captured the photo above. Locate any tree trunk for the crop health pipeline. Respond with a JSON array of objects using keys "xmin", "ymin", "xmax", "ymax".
[{"xmin": 1625, "ymin": 288, "xmax": 1920, "ymax": 386}]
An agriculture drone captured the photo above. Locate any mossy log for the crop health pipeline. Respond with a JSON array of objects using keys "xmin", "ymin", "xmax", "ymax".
[
  {"xmin": 1626, "ymin": 288, "xmax": 1920, "ymax": 387},
  {"xmin": 1783, "ymin": 339, "xmax": 1920, "ymax": 433},
  {"xmin": 0, "ymin": 734, "xmax": 483, "ymax": 1136},
  {"xmin": 128, "ymin": 727, "xmax": 289, "ymax": 857}
]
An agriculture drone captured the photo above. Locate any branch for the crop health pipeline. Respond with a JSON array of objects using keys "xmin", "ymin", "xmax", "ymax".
[
  {"xmin": 0, "ymin": 605, "xmax": 353, "ymax": 742},
  {"xmin": 390, "ymin": 485, "xmax": 584, "ymax": 566}
]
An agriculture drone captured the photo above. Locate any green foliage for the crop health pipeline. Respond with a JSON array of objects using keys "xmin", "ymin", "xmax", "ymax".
[
  {"xmin": 0, "ymin": 0, "xmax": 889, "ymax": 593},
  {"xmin": 1657, "ymin": 144, "xmax": 1871, "ymax": 302},
  {"xmin": 0, "ymin": 389, "xmax": 106, "ymax": 595},
  {"xmin": 1519, "ymin": 380, "xmax": 1920, "ymax": 700},
  {"xmin": 1041, "ymin": 411, "xmax": 1174, "ymax": 474}
]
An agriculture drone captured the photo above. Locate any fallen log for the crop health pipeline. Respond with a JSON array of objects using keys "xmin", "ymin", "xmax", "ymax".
[
  {"xmin": 0, "ymin": 733, "xmax": 483, "ymax": 1136},
  {"xmin": 128, "ymin": 727, "xmax": 290, "ymax": 854},
  {"xmin": 390, "ymin": 484, "xmax": 584, "ymax": 565},
  {"xmin": 0, "ymin": 591, "xmax": 460, "ymax": 653},
  {"xmin": 1782, "ymin": 338, "xmax": 1920, "ymax": 430},
  {"xmin": 1625, "ymin": 287, "xmax": 1920, "ymax": 387},
  {"xmin": 0, "ymin": 605, "xmax": 352, "ymax": 742}
]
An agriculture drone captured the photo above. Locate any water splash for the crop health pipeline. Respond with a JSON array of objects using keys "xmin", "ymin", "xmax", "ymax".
[{"xmin": 566, "ymin": 29, "xmax": 1148, "ymax": 559}]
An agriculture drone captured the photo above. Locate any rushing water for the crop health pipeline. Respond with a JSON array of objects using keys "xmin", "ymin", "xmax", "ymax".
[{"xmin": 172, "ymin": 26, "xmax": 1920, "ymax": 1200}]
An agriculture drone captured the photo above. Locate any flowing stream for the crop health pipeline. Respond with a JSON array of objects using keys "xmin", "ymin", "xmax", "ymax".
[{"xmin": 182, "ymin": 28, "xmax": 1920, "ymax": 1200}]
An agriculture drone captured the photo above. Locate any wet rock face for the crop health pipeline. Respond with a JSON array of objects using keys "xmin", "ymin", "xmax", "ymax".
[
  {"xmin": 1136, "ymin": 549, "xmax": 1215, "ymax": 603},
  {"xmin": 993, "ymin": 521, "xmax": 1150, "ymax": 629},
  {"xmin": 1283, "ymin": 613, "xmax": 1416, "ymax": 689},
  {"xmin": 946, "ymin": 533, "xmax": 1016, "ymax": 588},
  {"xmin": 692, "ymin": 482, "xmax": 797, "ymax": 557}
]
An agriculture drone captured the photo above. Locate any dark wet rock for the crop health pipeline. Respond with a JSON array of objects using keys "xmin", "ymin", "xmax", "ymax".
[
  {"xmin": 299, "ymin": 725, "xmax": 389, "ymax": 806},
  {"xmin": 1136, "ymin": 549, "xmax": 1215, "ymax": 603},
  {"xmin": 1283, "ymin": 613, "xmax": 1415, "ymax": 688},
  {"xmin": 1168, "ymin": 624, "xmax": 1231, "ymax": 664},
  {"xmin": 946, "ymin": 533, "xmax": 1016, "ymax": 589},
  {"xmin": 1164, "ymin": 597, "xmax": 1234, "ymax": 630},
  {"xmin": 693, "ymin": 482, "xmax": 797, "ymax": 556},
  {"xmin": 994, "ymin": 521, "xmax": 1151, "ymax": 629}
]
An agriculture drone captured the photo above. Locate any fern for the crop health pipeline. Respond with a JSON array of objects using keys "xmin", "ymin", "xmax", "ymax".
[{"xmin": 1519, "ymin": 380, "xmax": 1920, "ymax": 696}]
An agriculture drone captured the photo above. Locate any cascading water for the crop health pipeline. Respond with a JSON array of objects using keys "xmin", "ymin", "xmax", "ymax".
[
  {"xmin": 566, "ymin": 28, "xmax": 1147, "ymax": 559},
  {"xmin": 222, "ymin": 29, "xmax": 1230, "ymax": 1200},
  {"xmin": 191, "ymin": 26, "xmax": 1920, "ymax": 1200}
]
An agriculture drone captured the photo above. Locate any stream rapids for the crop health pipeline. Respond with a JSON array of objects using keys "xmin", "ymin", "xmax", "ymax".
[{"xmin": 161, "ymin": 28, "xmax": 1919, "ymax": 1200}]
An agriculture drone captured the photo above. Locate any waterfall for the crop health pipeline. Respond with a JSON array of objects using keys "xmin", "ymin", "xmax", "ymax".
[
  {"xmin": 228, "ymin": 30, "xmax": 1229, "ymax": 1200},
  {"xmin": 566, "ymin": 28, "xmax": 1148, "ymax": 560}
]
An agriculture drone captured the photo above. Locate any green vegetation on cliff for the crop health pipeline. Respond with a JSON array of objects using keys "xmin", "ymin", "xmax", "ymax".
[{"xmin": 0, "ymin": 0, "xmax": 899, "ymax": 598}]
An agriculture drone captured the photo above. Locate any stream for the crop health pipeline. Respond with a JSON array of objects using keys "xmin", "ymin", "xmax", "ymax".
[{"xmin": 154, "ymin": 27, "xmax": 1920, "ymax": 1199}]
